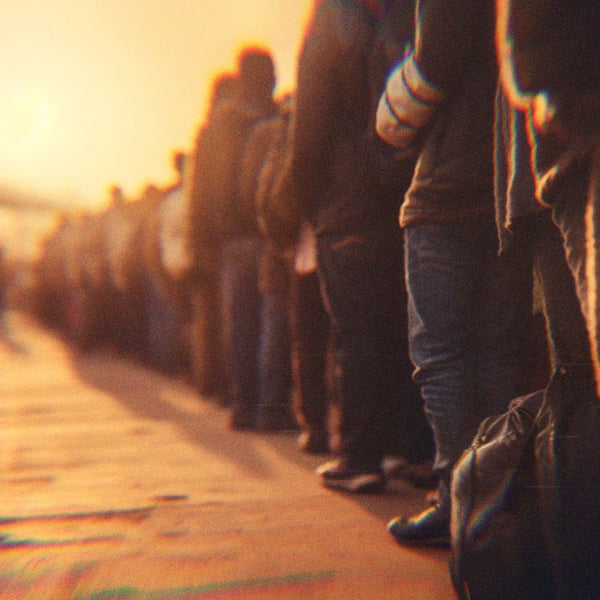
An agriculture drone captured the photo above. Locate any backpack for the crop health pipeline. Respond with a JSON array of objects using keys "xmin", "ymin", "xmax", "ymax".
[{"xmin": 450, "ymin": 366, "xmax": 600, "ymax": 600}]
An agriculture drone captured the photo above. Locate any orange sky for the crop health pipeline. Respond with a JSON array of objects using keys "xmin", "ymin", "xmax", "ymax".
[{"xmin": 0, "ymin": 0, "xmax": 312, "ymax": 210}]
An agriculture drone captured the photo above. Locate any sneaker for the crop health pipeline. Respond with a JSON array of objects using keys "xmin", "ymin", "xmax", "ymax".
[
  {"xmin": 381, "ymin": 455, "xmax": 408, "ymax": 477},
  {"xmin": 316, "ymin": 458, "xmax": 386, "ymax": 494},
  {"xmin": 387, "ymin": 504, "xmax": 450, "ymax": 548}
]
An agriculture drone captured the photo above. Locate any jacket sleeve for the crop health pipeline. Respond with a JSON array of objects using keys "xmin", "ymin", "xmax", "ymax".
[
  {"xmin": 497, "ymin": 0, "xmax": 600, "ymax": 135},
  {"xmin": 376, "ymin": 0, "xmax": 488, "ymax": 148},
  {"xmin": 292, "ymin": 0, "xmax": 344, "ymax": 221}
]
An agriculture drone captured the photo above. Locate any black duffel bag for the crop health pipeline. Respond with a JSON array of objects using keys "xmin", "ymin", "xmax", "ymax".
[
  {"xmin": 535, "ymin": 365, "xmax": 600, "ymax": 599},
  {"xmin": 450, "ymin": 364, "xmax": 600, "ymax": 599},
  {"xmin": 449, "ymin": 388, "xmax": 552, "ymax": 600}
]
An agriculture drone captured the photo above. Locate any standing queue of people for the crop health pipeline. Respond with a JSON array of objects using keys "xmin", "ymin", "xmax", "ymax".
[
  {"xmin": 31, "ymin": 0, "xmax": 599, "ymax": 592},
  {"xmin": 32, "ymin": 39, "xmax": 437, "ymax": 492}
]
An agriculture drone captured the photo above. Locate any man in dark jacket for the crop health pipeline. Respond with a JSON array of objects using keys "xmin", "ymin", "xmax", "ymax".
[
  {"xmin": 293, "ymin": 0, "xmax": 433, "ymax": 493},
  {"xmin": 186, "ymin": 72, "xmax": 239, "ymax": 399},
  {"xmin": 497, "ymin": 0, "xmax": 600, "ymax": 393},
  {"xmin": 497, "ymin": 2, "xmax": 600, "ymax": 595},
  {"xmin": 186, "ymin": 49, "xmax": 277, "ymax": 411},
  {"xmin": 376, "ymin": 0, "xmax": 532, "ymax": 546},
  {"xmin": 211, "ymin": 48, "xmax": 277, "ymax": 428}
]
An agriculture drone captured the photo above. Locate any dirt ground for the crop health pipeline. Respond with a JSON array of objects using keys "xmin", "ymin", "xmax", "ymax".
[{"xmin": 0, "ymin": 312, "xmax": 454, "ymax": 599}]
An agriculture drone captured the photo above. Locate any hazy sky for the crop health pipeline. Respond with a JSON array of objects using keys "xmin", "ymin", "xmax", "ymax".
[{"xmin": 0, "ymin": 0, "xmax": 311, "ymax": 210}]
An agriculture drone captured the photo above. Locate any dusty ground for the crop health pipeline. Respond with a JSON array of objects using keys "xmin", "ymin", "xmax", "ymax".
[{"xmin": 0, "ymin": 312, "xmax": 454, "ymax": 599}]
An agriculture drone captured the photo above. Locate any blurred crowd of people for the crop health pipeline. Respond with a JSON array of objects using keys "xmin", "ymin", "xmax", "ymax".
[
  {"xmin": 21, "ymin": 0, "xmax": 600, "ymax": 595},
  {"xmin": 31, "ymin": 40, "xmax": 435, "ymax": 484}
]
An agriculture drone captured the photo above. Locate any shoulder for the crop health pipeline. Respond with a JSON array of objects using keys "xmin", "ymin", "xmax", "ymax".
[{"xmin": 305, "ymin": 0, "xmax": 376, "ymax": 44}]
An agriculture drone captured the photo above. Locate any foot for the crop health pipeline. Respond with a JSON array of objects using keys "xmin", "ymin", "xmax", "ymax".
[
  {"xmin": 297, "ymin": 430, "xmax": 330, "ymax": 454},
  {"xmin": 316, "ymin": 458, "xmax": 385, "ymax": 494},
  {"xmin": 387, "ymin": 504, "xmax": 450, "ymax": 548}
]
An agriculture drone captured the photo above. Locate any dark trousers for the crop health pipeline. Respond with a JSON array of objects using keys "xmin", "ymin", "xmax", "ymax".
[
  {"xmin": 316, "ymin": 226, "xmax": 431, "ymax": 471},
  {"xmin": 290, "ymin": 270, "xmax": 331, "ymax": 439}
]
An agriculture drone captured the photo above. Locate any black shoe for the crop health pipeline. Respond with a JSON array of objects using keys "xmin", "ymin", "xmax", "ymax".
[
  {"xmin": 387, "ymin": 504, "xmax": 450, "ymax": 548},
  {"xmin": 317, "ymin": 458, "xmax": 385, "ymax": 494},
  {"xmin": 298, "ymin": 430, "xmax": 330, "ymax": 454}
]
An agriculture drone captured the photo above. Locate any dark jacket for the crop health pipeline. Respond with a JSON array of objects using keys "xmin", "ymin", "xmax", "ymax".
[
  {"xmin": 188, "ymin": 97, "xmax": 275, "ymax": 274},
  {"xmin": 399, "ymin": 0, "xmax": 498, "ymax": 227},
  {"xmin": 237, "ymin": 115, "xmax": 279, "ymax": 239},
  {"xmin": 497, "ymin": 0, "xmax": 600, "ymax": 205},
  {"xmin": 292, "ymin": 0, "xmax": 413, "ymax": 235},
  {"xmin": 494, "ymin": 86, "xmax": 544, "ymax": 252}
]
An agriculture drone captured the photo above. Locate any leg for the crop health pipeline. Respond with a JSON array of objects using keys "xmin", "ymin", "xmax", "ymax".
[
  {"xmin": 220, "ymin": 237, "xmax": 262, "ymax": 429},
  {"xmin": 390, "ymin": 217, "xmax": 529, "ymax": 546},
  {"xmin": 315, "ymin": 227, "xmax": 416, "ymax": 492},
  {"xmin": 290, "ymin": 270, "xmax": 331, "ymax": 453},
  {"xmin": 256, "ymin": 288, "xmax": 296, "ymax": 430}
]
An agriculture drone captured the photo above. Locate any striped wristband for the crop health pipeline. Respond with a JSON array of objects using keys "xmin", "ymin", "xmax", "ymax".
[{"xmin": 376, "ymin": 52, "xmax": 445, "ymax": 149}]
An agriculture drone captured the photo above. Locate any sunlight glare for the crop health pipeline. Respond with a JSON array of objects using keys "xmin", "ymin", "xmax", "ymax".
[{"xmin": 0, "ymin": 82, "xmax": 55, "ymax": 158}]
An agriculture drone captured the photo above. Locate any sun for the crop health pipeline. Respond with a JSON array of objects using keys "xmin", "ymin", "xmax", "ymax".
[{"xmin": 0, "ymin": 82, "xmax": 55, "ymax": 158}]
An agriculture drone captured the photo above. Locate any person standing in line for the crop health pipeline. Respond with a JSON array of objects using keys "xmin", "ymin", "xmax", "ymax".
[
  {"xmin": 496, "ymin": 1, "xmax": 600, "ymax": 595},
  {"xmin": 186, "ymin": 72, "xmax": 239, "ymax": 400},
  {"xmin": 255, "ymin": 92, "xmax": 334, "ymax": 453},
  {"xmin": 252, "ymin": 94, "xmax": 302, "ymax": 432},
  {"xmin": 496, "ymin": 0, "xmax": 600, "ymax": 393},
  {"xmin": 376, "ymin": 0, "xmax": 532, "ymax": 545},
  {"xmin": 211, "ymin": 48, "xmax": 278, "ymax": 429},
  {"xmin": 494, "ymin": 86, "xmax": 591, "ymax": 385},
  {"xmin": 292, "ymin": 0, "xmax": 434, "ymax": 494}
]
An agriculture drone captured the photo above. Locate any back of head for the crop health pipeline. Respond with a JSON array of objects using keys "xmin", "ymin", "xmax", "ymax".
[
  {"xmin": 172, "ymin": 150, "xmax": 186, "ymax": 175},
  {"xmin": 210, "ymin": 72, "xmax": 239, "ymax": 107},
  {"xmin": 108, "ymin": 185, "xmax": 125, "ymax": 208},
  {"xmin": 237, "ymin": 47, "xmax": 276, "ymax": 102}
]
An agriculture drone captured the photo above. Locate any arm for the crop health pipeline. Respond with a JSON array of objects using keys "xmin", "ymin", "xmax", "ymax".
[
  {"xmin": 292, "ymin": 0, "xmax": 343, "ymax": 220},
  {"xmin": 376, "ymin": 0, "xmax": 487, "ymax": 148},
  {"xmin": 497, "ymin": 0, "xmax": 600, "ymax": 136}
]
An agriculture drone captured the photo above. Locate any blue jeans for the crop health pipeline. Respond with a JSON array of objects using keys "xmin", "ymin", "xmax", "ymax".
[
  {"xmin": 404, "ymin": 217, "xmax": 531, "ymax": 501},
  {"xmin": 550, "ymin": 144, "xmax": 600, "ymax": 394}
]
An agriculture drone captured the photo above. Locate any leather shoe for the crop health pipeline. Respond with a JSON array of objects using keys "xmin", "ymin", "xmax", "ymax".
[{"xmin": 387, "ymin": 504, "xmax": 450, "ymax": 548}]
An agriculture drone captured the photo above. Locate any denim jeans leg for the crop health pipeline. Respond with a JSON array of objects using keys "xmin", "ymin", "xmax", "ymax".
[
  {"xmin": 551, "ymin": 146, "xmax": 600, "ymax": 394},
  {"xmin": 532, "ymin": 210, "xmax": 591, "ymax": 369},
  {"xmin": 405, "ymin": 219, "xmax": 528, "ymax": 499}
]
